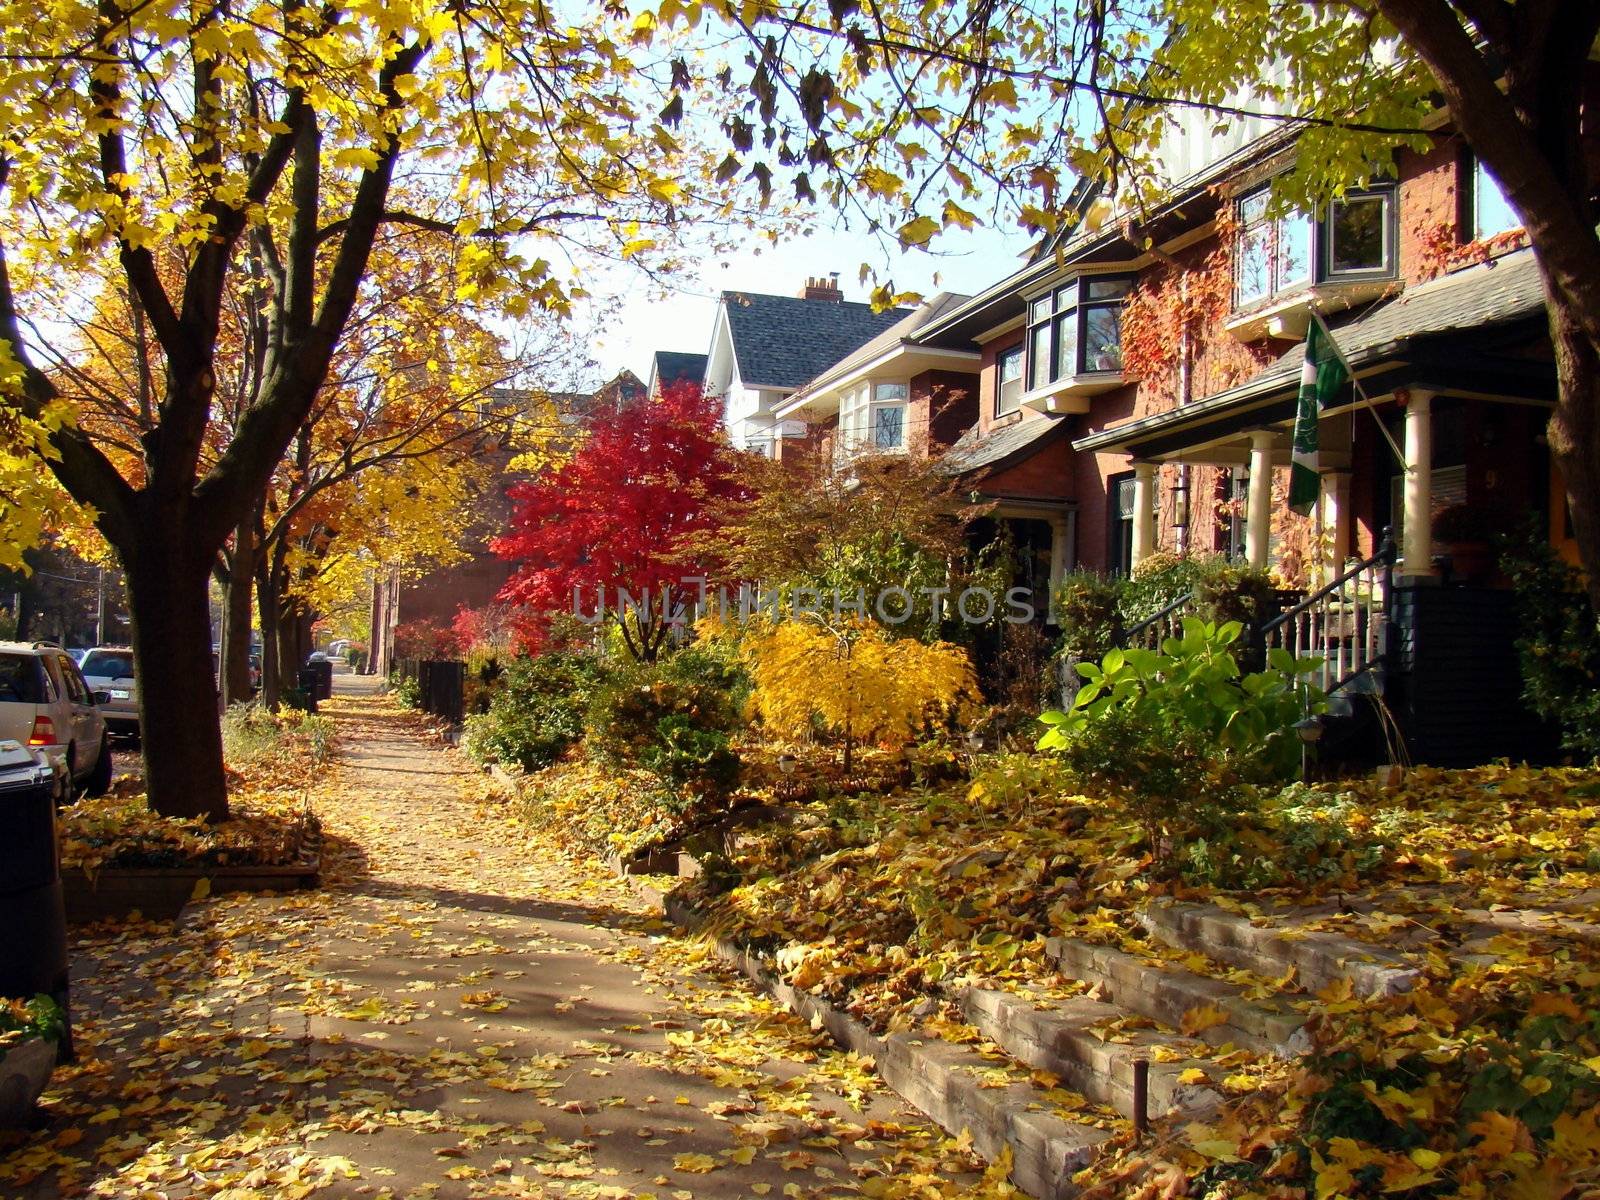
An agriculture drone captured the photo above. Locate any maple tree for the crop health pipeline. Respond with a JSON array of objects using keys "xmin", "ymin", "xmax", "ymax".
[
  {"xmin": 0, "ymin": 0, "xmax": 724, "ymax": 819},
  {"xmin": 494, "ymin": 381, "xmax": 745, "ymax": 662}
]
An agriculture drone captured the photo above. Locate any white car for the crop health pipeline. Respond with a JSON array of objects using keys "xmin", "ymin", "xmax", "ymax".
[
  {"xmin": 78, "ymin": 646, "xmax": 140, "ymax": 736},
  {"xmin": 0, "ymin": 642, "xmax": 112, "ymax": 800}
]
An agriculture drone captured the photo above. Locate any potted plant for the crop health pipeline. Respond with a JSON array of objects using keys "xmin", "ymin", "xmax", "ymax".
[
  {"xmin": 0, "ymin": 995, "xmax": 66, "ymax": 1128},
  {"xmin": 1433, "ymin": 502, "xmax": 1503, "ymax": 582}
]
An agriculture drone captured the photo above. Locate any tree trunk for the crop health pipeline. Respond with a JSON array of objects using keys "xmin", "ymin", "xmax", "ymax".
[
  {"xmin": 125, "ymin": 550, "xmax": 227, "ymax": 820},
  {"xmin": 1546, "ymin": 302, "xmax": 1600, "ymax": 614},
  {"xmin": 220, "ymin": 521, "xmax": 256, "ymax": 709},
  {"xmin": 257, "ymin": 565, "xmax": 281, "ymax": 707}
]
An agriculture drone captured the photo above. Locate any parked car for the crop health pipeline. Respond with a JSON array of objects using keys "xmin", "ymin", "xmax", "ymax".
[
  {"xmin": 78, "ymin": 647, "xmax": 139, "ymax": 737},
  {"xmin": 0, "ymin": 642, "xmax": 112, "ymax": 800}
]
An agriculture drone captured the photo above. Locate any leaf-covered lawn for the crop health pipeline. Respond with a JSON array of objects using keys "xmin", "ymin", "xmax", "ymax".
[
  {"xmin": 2, "ymin": 696, "xmax": 999, "ymax": 1199},
  {"xmin": 673, "ymin": 757, "xmax": 1600, "ymax": 1197}
]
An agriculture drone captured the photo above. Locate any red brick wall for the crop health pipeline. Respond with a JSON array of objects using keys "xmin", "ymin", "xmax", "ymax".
[
  {"xmin": 974, "ymin": 436, "xmax": 1076, "ymax": 503},
  {"xmin": 909, "ymin": 369, "xmax": 979, "ymax": 452},
  {"xmin": 977, "ymin": 335, "xmax": 1025, "ymax": 436}
]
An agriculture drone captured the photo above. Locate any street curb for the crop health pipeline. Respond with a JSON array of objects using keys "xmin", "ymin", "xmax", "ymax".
[{"xmin": 647, "ymin": 887, "xmax": 1106, "ymax": 1200}]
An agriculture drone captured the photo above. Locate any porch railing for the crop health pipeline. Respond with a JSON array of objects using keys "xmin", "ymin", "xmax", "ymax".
[
  {"xmin": 1121, "ymin": 591, "xmax": 1197, "ymax": 650},
  {"xmin": 1253, "ymin": 530, "xmax": 1398, "ymax": 694}
]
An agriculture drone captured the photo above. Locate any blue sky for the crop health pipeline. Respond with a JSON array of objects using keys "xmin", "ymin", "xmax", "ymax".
[{"xmin": 585, "ymin": 216, "xmax": 1038, "ymax": 385}]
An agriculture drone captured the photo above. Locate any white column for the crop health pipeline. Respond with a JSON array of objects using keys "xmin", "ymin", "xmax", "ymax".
[
  {"xmin": 1048, "ymin": 513, "xmax": 1072, "ymax": 592},
  {"xmin": 1131, "ymin": 462, "xmax": 1157, "ymax": 567},
  {"xmin": 1245, "ymin": 430, "xmax": 1275, "ymax": 571},
  {"xmin": 1319, "ymin": 469, "xmax": 1352, "ymax": 582},
  {"xmin": 1401, "ymin": 390, "xmax": 1435, "ymax": 576}
]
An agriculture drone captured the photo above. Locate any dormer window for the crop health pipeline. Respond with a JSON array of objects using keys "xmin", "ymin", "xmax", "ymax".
[
  {"xmin": 1025, "ymin": 276, "xmax": 1132, "ymax": 392},
  {"xmin": 1234, "ymin": 185, "xmax": 1396, "ymax": 309}
]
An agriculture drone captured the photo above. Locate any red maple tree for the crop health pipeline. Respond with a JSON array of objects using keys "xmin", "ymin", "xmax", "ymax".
[{"xmin": 492, "ymin": 381, "xmax": 744, "ymax": 660}]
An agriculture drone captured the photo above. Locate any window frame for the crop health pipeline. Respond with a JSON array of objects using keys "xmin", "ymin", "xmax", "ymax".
[
  {"xmin": 1234, "ymin": 183, "xmax": 1397, "ymax": 309},
  {"xmin": 1023, "ymin": 274, "xmax": 1133, "ymax": 393},
  {"xmin": 1463, "ymin": 153, "xmax": 1520, "ymax": 243},
  {"xmin": 995, "ymin": 345, "xmax": 1024, "ymax": 417},
  {"xmin": 869, "ymin": 380, "xmax": 908, "ymax": 452}
]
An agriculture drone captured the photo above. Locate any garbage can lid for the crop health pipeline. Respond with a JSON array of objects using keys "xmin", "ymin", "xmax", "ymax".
[{"xmin": 0, "ymin": 739, "xmax": 52, "ymax": 791}]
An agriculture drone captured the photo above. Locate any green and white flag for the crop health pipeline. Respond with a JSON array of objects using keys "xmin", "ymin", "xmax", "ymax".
[{"xmin": 1288, "ymin": 318, "xmax": 1349, "ymax": 515}]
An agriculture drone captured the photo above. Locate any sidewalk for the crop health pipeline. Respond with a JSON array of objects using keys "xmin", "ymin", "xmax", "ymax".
[{"xmin": 3, "ymin": 694, "xmax": 980, "ymax": 1198}]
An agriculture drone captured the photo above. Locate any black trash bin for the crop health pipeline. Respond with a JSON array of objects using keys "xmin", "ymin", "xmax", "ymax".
[
  {"xmin": 294, "ymin": 667, "xmax": 321, "ymax": 712},
  {"xmin": 0, "ymin": 741, "xmax": 71, "ymax": 1062},
  {"xmin": 308, "ymin": 658, "xmax": 333, "ymax": 702}
]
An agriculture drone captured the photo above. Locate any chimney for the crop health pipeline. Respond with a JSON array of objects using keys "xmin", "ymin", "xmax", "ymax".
[{"xmin": 797, "ymin": 273, "xmax": 843, "ymax": 302}]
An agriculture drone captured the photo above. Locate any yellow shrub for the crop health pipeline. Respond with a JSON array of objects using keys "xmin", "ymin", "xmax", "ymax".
[{"xmin": 742, "ymin": 619, "xmax": 976, "ymax": 764}]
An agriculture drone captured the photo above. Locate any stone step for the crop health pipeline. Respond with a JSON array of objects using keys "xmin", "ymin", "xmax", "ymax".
[
  {"xmin": 1045, "ymin": 936, "xmax": 1310, "ymax": 1060},
  {"xmin": 1137, "ymin": 901, "xmax": 1422, "ymax": 998},
  {"xmin": 954, "ymin": 987, "xmax": 1222, "ymax": 1121}
]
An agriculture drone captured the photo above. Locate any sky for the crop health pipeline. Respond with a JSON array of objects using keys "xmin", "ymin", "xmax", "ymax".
[{"xmin": 583, "ymin": 217, "xmax": 1040, "ymax": 386}]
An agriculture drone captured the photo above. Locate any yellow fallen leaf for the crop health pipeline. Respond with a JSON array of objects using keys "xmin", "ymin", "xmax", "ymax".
[{"xmin": 673, "ymin": 1152, "xmax": 719, "ymax": 1173}]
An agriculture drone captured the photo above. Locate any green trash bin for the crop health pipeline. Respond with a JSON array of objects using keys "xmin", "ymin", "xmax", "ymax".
[{"xmin": 0, "ymin": 739, "xmax": 71, "ymax": 1062}]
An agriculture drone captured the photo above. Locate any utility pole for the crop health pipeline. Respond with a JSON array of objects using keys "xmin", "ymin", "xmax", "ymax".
[{"xmin": 95, "ymin": 568, "xmax": 108, "ymax": 645}]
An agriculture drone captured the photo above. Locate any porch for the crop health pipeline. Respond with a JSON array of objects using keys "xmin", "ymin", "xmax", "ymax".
[{"xmin": 1073, "ymin": 248, "xmax": 1563, "ymax": 765}]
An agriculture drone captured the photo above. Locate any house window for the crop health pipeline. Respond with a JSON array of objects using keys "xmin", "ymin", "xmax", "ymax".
[
  {"xmin": 1234, "ymin": 184, "xmax": 1395, "ymax": 307},
  {"xmin": 995, "ymin": 346, "xmax": 1023, "ymax": 417},
  {"xmin": 1467, "ymin": 156, "xmax": 1519, "ymax": 242},
  {"xmin": 1108, "ymin": 471, "xmax": 1137, "ymax": 577},
  {"xmin": 1025, "ymin": 276, "xmax": 1132, "ymax": 391},
  {"xmin": 871, "ymin": 382, "xmax": 907, "ymax": 450}
]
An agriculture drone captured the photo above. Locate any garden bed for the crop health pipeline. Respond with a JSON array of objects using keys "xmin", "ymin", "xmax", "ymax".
[{"xmin": 56, "ymin": 706, "xmax": 331, "ymax": 922}]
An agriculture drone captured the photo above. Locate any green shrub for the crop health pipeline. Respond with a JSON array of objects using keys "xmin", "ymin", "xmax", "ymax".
[
  {"xmin": 392, "ymin": 675, "xmax": 422, "ymax": 710},
  {"xmin": 1194, "ymin": 560, "xmax": 1280, "ymax": 628},
  {"xmin": 1037, "ymin": 617, "xmax": 1323, "ymax": 859},
  {"xmin": 585, "ymin": 656, "xmax": 743, "ymax": 802},
  {"xmin": 461, "ymin": 651, "xmax": 609, "ymax": 771},
  {"xmin": 1121, "ymin": 552, "xmax": 1205, "ymax": 625},
  {"xmin": 1053, "ymin": 570, "xmax": 1123, "ymax": 662},
  {"xmin": 1501, "ymin": 531, "xmax": 1600, "ymax": 760},
  {"xmin": 1, "ymin": 993, "xmax": 66, "ymax": 1046},
  {"xmin": 1180, "ymin": 784, "xmax": 1391, "ymax": 890},
  {"xmin": 659, "ymin": 641, "xmax": 752, "ymax": 715}
]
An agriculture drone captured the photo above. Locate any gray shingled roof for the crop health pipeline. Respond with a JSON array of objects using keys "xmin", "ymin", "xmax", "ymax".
[
  {"xmin": 651, "ymin": 350, "xmax": 707, "ymax": 389},
  {"xmin": 721, "ymin": 291, "xmax": 907, "ymax": 389},
  {"xmin": 941, "ymin": 414, "xmax": 1070, "ymax": 477}
]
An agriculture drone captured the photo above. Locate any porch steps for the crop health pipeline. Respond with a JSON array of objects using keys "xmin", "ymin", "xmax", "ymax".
[
  {"xmin": 1044, "ymin": 936, "xmax": 1311, "ymax": 1059},
  {"xmin": 1137, "ymin": 900, "xmax": 1422, "ymax": 998},
  {"xmin": 953, "ymin": 986, "xmax": 1223, "ymax": 1121}
]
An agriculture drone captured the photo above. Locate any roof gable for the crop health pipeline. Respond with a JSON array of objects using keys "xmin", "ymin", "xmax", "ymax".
[{"xmin": 720, "ymin": 291, "xmax": 906, "ymax": 390}]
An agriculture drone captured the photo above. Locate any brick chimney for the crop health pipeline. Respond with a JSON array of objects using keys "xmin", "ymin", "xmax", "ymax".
[{"xmin": 797, "ymin": 272, "xmax": 843, "ymax": 302}]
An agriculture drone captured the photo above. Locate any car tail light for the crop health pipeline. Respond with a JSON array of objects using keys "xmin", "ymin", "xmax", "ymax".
[{"xmin": 28, "ymin": 716, "xmax": 57, "ymax": 746}]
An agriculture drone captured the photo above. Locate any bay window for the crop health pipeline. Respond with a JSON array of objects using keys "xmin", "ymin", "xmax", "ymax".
[
  {"xmin": 1234, "ymin": 184, "xmax": 1395, "ymax": 308},
  {"xmin": 1025, "ymin": 275, "xmax": 1132, "ymax": 392},
  {"xmin": 838, "ymin": 380, "xmax": 908, "ymax": 455}
]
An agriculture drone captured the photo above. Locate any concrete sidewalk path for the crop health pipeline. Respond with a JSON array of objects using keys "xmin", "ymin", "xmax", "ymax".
[{"xmin": 3, "ymin": 694, "xmax": 980, "ymax": 1199}]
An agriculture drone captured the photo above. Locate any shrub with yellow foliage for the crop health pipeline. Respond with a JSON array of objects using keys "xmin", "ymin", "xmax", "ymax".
[{"xmin": 741, "ymin": 619, "xmax": 977, "ymax": 770}]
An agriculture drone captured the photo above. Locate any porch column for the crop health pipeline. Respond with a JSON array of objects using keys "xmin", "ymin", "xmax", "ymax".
[
  {"xmin": 1048, "ymin": 512, "xmax": 1073, "ymax": 593},
  {"xmin": 1130, "ymin": 462, "xmax": 1157, "ymax": 567},
  {"xmin": 1400, "ymin": 390, "xmax": 1435, "ymax": 576},
  {"xmin": 1245, "ymin": 430, "xmax": 1274, "ymax": 570},
  {"xmin": 1319, "ymin": 469, "xmax": 1352, "ymax": 582}
]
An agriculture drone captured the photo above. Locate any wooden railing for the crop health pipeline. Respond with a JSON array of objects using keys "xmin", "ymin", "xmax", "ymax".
[{"xmin": 1253, "ymin": 531, "xmax": 1398, "ymax": 694}]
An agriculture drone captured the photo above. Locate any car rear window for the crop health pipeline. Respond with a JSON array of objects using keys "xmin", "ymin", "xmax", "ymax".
[
  {"xmin": 81, "ymin": 652, "xmax": 135, "ymax": 679},
  {"xmin": 0, "ymin": 653, "xmax": 47, "ymax": 704}
]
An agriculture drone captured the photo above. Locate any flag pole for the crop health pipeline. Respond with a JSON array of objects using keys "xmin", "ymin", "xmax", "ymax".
[{"xmin": 1309, "ymin": 309, "xmax": 1408, "ymax": 469}]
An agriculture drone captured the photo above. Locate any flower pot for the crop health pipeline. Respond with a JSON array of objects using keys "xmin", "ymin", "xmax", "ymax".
[
  {"xmin": 1444, "ymin": 539, "xmax": 1493, "ymax": 582},
  {"xmin": 0, "ymin": 1038, "xmax": 56, "ymax": 1128}
]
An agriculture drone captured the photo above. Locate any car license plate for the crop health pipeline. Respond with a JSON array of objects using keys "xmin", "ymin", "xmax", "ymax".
[{"xmin": 110, "ymin": 689, "xmax": 130, "ymax": 699}]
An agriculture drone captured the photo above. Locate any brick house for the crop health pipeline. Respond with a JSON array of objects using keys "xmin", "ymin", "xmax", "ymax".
[
  {"xmin": 367, "ymin": 370, "xmax": 646, "ymax": 675},
  {"xmin": 674, "ymin": 107, "xmax": 1570, "ymax": 763}
]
